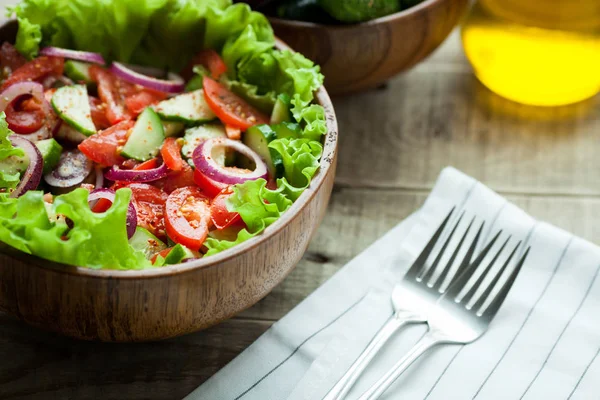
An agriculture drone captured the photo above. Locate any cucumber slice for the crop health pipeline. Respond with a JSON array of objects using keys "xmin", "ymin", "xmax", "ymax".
[
  {"xmin": 243, "ymin": 124, "xmax": 284, "ymax": 178},
  {"xmin": 153, "ymin": 89, "xmax": 215, "ymax": 123},
  {"xmin": 64, "ymin": 60, "xmax": 93, "ymax": 84},
  {"xmin": 35, "ymin": 138, "xmax": 63, "ymax": 174},
  {"xmin": 121, "ymin": 108, "xmax": 165, "ymax": 161},
  {"xmin": 272, "ymin": 121, "xmax": 302, "ymax": 139},
  {"xmin": 163, "ymin": 244, "xmax": 195, "ymax": 265},
  {"xmin": 129, "ymin": 227, "xmax": 167, "ymax": 260},
  {"xmin": 55, "ymin": 121, "xmax": 87, "ymax": 144},
  {"xmin": 270, "ymin": 93, "xmax": 292, "ymax": 124},
  {"xmin": 51, "ymin": 84, "xmax": 96, "ymax": 136},
  {"xmin": 163, "ymin": 121, "xmax": 185, "ymax": 137},
  {"xmin": 181, "ymin": 123, "xmax": 229, "ymax": 165},
  {"xmin": 0, "ymin": 150, "xmax": 28, "ymax": 177}
]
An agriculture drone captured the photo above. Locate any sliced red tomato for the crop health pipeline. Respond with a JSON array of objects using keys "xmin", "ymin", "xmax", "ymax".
[
  {"xmin": 210, "ymin": 187, "xmax": 243, "ymax": 230},
  {"xmin": 114, "ymin": 183, "xmax": 168, "ymax": 239},
  {"xmin": 133, "ymin": 158, "xmax": 159, "ymax": 171},
  {"xmin": 89, "ymin": 65, "xmax": 133, "ymax": 125},
  {"xmin": 165, "ymin": 186, "xmax": 211, "ymax": 251},
  {"xmin": 89, "ymin": 96, "xmax": 111, "ymax": 130},
  {"xmin": 124, "ymin": 89, "xmax": 168, "ymax": 116},
  {"xmin": 0, "ymin": 43, "xmax": 26, "ymax": 72},
  {"xmin": 202, "ymin": 76, "xmax": 269, "ymax": 130},
  {"xmin": 4, "ymin": 99, "xmax": 45, "ymax": 134},
  {"xmin": 225, "ymin": 124, "xmax": 241, "ymax": 140},
  {"xmin": 193, "ymin": 168, "xmax": 229, "ymax": 198},
  {"xmin": 157, "ymin": 164, "xmax": 196, "ymax": 194},
  {"xmin": 160, "ymin": 137, "xmax": 184, "ymax": 172},
  {"xmin": 91, "ymin": 198, "xmax": 113, "ymax": 213},
  {"xmin": 182, "ymin": 49, "xmax": 227, "ymax": 80},
  {"xmin": 78, "ymin": 120, "xmax": 134, "ymax": 166},
  {"xmin": 1, "ymin": 56, "xmax": 64, "ymax": 91}
]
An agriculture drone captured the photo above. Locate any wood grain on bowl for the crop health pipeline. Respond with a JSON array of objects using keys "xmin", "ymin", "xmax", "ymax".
[
  {"xmin": 269, "ymin": 0, "xmax": 469, "ymax": 94},
  {"xmin": 0, "ymin": 29, "xmax": 338, "ymax": 342}
]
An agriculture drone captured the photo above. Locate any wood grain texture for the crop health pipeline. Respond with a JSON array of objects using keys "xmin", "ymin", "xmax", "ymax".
[{"xmin": 269, "ymin": 0, "xmax": 469, "ymax": 94}]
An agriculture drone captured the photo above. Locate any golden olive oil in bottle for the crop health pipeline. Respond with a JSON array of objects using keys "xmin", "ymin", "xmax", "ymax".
[{"xmin": 462, "ymin": 0, "xmax": 600, "ymax": 106}]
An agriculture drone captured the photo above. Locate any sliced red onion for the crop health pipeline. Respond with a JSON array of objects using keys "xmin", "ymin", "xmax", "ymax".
[
  {"xmin": 0, "ymin": 82, "xmax": 52, "ymax": 142},
  {"xmin": 8, "ymin": 135, "xmax": 43, "ymax": 197},
  {"xmin": 39, "ymin": 47, "xmax": 105, "ymax": 65},
  {"xmin": 44, "ymin": 149, "xmax": 93, "ymax": 188},
  {"xmin": 193, "ymin": 138, "xmax": 268, "ymax": 185},
  {"xmin": 42, "ymin": 75, "xmax": 74, "ymax": 89},
  {"xmin": 95, "ymin": 165, "xmax": 104, "ymax": 189},
  {"xmin": 105, "ymin": 162, "xmax": 168, "ymax": 183},
  {"xmin": 88, "ymin": 188, "xmax": 137, "ymax": 238},
  {"xmin": 110, "ymin": 62, "xmax": 184, "ymax": 94}
]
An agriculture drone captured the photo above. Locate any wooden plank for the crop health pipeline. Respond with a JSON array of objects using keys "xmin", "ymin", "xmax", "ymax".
[
  {"xmin": 333, "ymin": 33, "xmax": 600, "ymax": 195},
  {"xmin": 240, "ymin": 187, "xmax": 600, "ymax": 321},
  {"xmin": 0, "ymin": 315, "xmax": 269, "ymax": 400}
]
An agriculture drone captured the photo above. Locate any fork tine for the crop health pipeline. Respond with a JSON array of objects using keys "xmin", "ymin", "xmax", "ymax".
[
  {"xmin": 462, "ymin": 236, "xmax": 511, "ymax": 305},
  {"xmin": 472, "ymin": 241, "xmax": 521, "ymax": 313},
  {"xmin": 446, "ymin": 229, "xmax": 503, "ymax": 299},
  {"xmin": 421, "ymin": 211, "xmax": 465, "ymax": 283},
  {"xmin": 435, "ymin": 218, "xmax": 481, "ymax": 293},
  {"xmin": 481, "ymin": 246, "xmax": 530, "ymax": 318},
  {"xmin": 404, "ymin": 207, "xmax": 455, "ymax": 278}
]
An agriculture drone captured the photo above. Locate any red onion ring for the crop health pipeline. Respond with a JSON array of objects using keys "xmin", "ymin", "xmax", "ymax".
[
  {"xmin": 44, "ymin": 149, "xmax": 93, "ymax": 188},
  {"xmin": 192, "ymin": 138, "xmax": 268, "ymax": 184},
  {"xmin": 110, "ymin": 62, "xmax": 184, "ymax": 94},
  {"xmin": 8, "ymin": 135, "xmax": 43, "ymax": 197},
  {"xmin": 0, "ymin": 82, "xmax": 52, "ymax": 142},
  {"xmin": 105, "ymin": 162, "xmax": 168, "ymax": 183},
  {"xmin": 39, "ymin": 47, "xmax": 105, "ymax": 65},
  {"xmin": 88, "ymin": 188, "xmax": 137, "ymax": 239}
]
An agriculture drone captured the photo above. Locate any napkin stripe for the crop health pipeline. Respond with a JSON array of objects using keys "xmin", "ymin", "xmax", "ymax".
[
  {"xmin": 233, "ymin": 293, "xmax": 367, "ymax": 400},
  {"xmin": 423, "ymin": 222, "xmax": 538, "ymax": 400},
  {"xmin": 471, "ymin": 237, "xmax": 573, "ymax": 399},
  {"xmin": 518, "ymin": 262, "xmax": 600, "ymax": 399},
  {"xmin": 568, "ymin": 347, "xmax": 600, "ymax": 399}
]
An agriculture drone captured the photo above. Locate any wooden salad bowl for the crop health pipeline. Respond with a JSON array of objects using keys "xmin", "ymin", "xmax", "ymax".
[
  {"xmin": 269, "ymin": 0, "xmax": 469, "ymax": 95},
  {"xmin": 0, "ymin": 21, "xmax": 338, "ymax": 342}
]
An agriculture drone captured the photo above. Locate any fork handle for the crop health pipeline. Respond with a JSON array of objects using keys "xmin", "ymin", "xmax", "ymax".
[
  {"xmin": 322, "ymin": 311, "xmax": 424, "ymax": 400},
  {"xmin": 357, "ymin": 332, "xmax": 441, "ymax": 400}
]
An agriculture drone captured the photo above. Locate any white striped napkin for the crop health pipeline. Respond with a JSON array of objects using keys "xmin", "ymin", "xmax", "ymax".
[{"xmin": 185, "ymin": 167, "xmax": 600, "ymax": 400}]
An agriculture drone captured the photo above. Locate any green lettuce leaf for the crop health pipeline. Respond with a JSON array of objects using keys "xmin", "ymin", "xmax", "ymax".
[
  {"xmin": 203, "ymin": 178, "xmax": 292, "ymax": 255},
  {"xmin": 0, "ymin": 112, "xmax": 25, "ymax": 190},
  {"xmin": 269, "ymin": 138, "xmax": 322, "ymax": 201},
  {"xmin": 0, "ymin": 188, "xmax": 151, "ymax": 269},
  {"xmin": 225, "ymin": 79, "xmax": 276, "ymax": 114}
]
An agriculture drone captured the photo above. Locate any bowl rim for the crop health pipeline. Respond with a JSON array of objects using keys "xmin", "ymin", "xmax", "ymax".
[
  {"xmin": 0, "ymin": 34, "xmax": 339, "ymax": 280},
  {"xmin": 267, "ymin": 0, "xmax": 445, "ymax": 29}
]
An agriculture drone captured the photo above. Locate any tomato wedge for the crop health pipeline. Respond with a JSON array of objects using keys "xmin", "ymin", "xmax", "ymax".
[
  {"xmin": 225, "ymin": 124, "xmax": 241, "ymax": 140},
  {"xmin": 165, "ymin": 186, "xmax": 211, "ymax": 251},
  {"xmin": 125, "ymin": 89, "xmax": 168, "ymax": 116},
  {"xmin": 89, "ymin": 65, "xmax": 133, "ymax": 125},
  {"xmin": 133, "ymin": 158, "xmax": 159, "ymax": 171},
  {"xmin": 114, "ymin": 183, "xmax": 168, "ymax": 239},
  {"xmin": 89, "ymin": 96, "xmax": 111, "ymax": 130},
  {"xmin": 202, "ymin": 76, "xmax": 269, "ymax": 130},
  {"xmin": 157, "ymin": 164, "xmax": 197, "ymax": 194},
  {"xmin": 183, "ymin": 49, "xmax": 227, "ymax": 80},
  {"xmin": 210, "ymin": 187, "xmax": 243, "ymax": 230},
  {"xmin": 160, "ymin": 137, "xmax": 184, "ymax": 172},
  {"xmin": 1, "ymin": 56, "xmax": 64, "ymax": 91},
  {"xmin": 193, "ymin": 168, "xmax": 229, "ymax": 198},
  {"xmin": 78, "ymin": 120, "xmax": 134, "ymax": 166}
]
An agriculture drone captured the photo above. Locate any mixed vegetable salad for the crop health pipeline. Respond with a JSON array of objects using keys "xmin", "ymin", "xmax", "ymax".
[
  {"xmin": 0, "ymin": 0, "xmax": 326, "ymax": 270},
  {"xmin": 251, "ymin": 0, "xmax": 425, "ymax": 24}
]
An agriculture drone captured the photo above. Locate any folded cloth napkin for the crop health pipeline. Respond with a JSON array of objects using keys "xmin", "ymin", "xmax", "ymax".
[{"xmin": 186, "ymin": 167, "xmax": 600, "ymax": 400}]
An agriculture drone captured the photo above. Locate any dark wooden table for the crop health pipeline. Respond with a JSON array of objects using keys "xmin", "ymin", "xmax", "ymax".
[{"xmin": 1, "ymin": 31, "xmax": 600, "ymax": 400}]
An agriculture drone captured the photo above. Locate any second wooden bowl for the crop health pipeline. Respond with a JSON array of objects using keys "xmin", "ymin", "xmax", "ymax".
[
  {"xmin": 269, "ymin": 0, "xmax": 469, "ymax": 95},
  {"xmin": 0, "ymin": 21, "xmax": 338, "ymax": 342}
]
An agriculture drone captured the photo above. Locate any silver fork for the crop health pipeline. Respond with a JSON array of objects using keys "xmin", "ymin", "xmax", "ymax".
[
  {"xmin": 323, "ymin": 208, "xmax": 487, "ymax": 400},
  {"xmin": 357, "ymin": 236, "xmax": 531, "ymax": 400}
]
